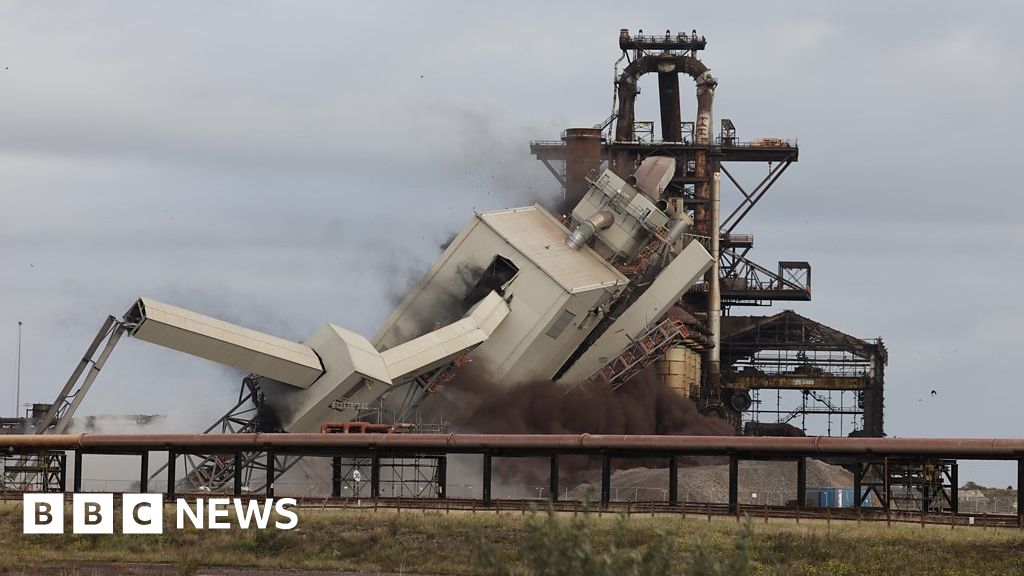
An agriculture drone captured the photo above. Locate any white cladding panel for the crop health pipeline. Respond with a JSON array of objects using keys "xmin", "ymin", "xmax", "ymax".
[
  {"xmin": 373, "ymin": 206, "xmax": 627, "ymax": 386},
  {"xmin": 264, "ymin": 323, "xmax": 386, "ymax": 433},
  {"xmin": 264, "ymin": 292, "xmax": 510, "ymax": 433},
  {"xmin": 479, "ymin": 206, "xmax": 627, "ymax": 294},
  {"xmin": 381, "ymin": 292, "xmax": 510, "ymax": 382},
  {"xmin": 129, "ymin": 298, "xmax": 323, "ymax": 388}
]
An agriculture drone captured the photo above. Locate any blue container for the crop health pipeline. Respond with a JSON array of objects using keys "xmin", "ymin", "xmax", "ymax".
[{"xmin": 818, "ymin": 488, "xmax": 856, "ymax": 508}]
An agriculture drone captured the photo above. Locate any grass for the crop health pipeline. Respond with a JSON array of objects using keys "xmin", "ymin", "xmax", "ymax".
[{"xmin": 1, "ymin": 502, "xmax": 1024, "ymax": 574}]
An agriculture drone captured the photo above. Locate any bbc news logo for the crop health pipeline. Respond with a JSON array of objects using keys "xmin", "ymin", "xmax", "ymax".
[{"xmin": 23, "ymin": 494, "xmax": 298, "ymax": 534}]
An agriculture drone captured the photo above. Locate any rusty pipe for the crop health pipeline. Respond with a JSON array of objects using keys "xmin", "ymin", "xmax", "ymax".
[
  {"xmin": 611, "ymin": 54, "xmax": 714, "ymax": 176},
  {"xmin": 2, "ymin": 434, "xmax": 1024, "ymax": 459}
]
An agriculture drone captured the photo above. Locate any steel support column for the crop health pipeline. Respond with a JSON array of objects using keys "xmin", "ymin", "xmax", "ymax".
[
  {"xmin": 331, "ymin": 457, "xmax": 341, "ymax": 498},
  {"xmin": 728, "ymin": 455, "xmax": 739, "ymax": 513},
  {"xmin": 437, "ymin": 456, "xmax": 447, "ymax": 500},
  {"xmin": 883, "ymin": 458, "xmax": 890, "ymax": 511},
  {"xmin": 796, "ymin": 457, "xmax": 807, "ymax": 507},
  {"xmin": 371, "ymin": 455, "xmax": 381, "ymax": 499},
  {"xmin": 549, "ymin": 454, "xmax": 559, "ymax": 502},
  {"xmin": 1017, "ymin": 459, "xmax": 1023, "ymax": 528},
  {"xmin": 265, "ymin": 452, "xmax": 274, "ymax": 499},
  {"xmin": 233, "ymin": 452, "xmax": 243, "ymax": 497},
  {"xmin": 950, "ymin": 462, "xmax": 959, "ymax": 515},
  {"xmin": 139, "ymin": 451, "xmax": 149, "ymax": 493},
  {"xmin": 853, "ymin": 462, "xmax": 862, "ymax": 510},
  {"xmin": 73, "ymin": 450, "xmax": 82, "ymax": 493},
  {"xmin": 58, "ymin": 453, "xmax": 67, "ymax": 493},
  {"xmin": 601, "ymin": 453, "xmax": 611, "ymax": 508},
  {"xmin": 668, "ymin": 454, "xmax": 679, "ymax": 506},
  {"xmin": 482, "ymin": 453, "xmax": 492, "ymax": 506},
  {"xmin": 166, "ymin": 451, "xmax": 176, "ymax": 501},
  {"xmin": 921, "ymin": 461, "xmax": 931, "ymax": 514}
]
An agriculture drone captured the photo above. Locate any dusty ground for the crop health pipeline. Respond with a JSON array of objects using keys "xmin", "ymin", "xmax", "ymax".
[
  {"xmin": 3, "ymin": 565, "xmax": 429, "ymax": 576},
  {"xmin": 573, "ymin": 458, "xmax": 853, "ymax": 505}
]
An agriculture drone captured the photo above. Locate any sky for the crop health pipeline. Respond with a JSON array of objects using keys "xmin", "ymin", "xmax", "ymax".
[{"xmin": 1, "ymin": 1, "xmax": 1022, "ymax": 485}]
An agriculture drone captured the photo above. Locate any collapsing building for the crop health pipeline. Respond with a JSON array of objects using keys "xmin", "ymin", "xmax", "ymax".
[
  {"xmin": 28, "ymin": 142, "xmax": 718, "ymax": 491},
  {"xmin": 530, "ymin": 29, "xmax": 887, "ymax": 436},
  {"xmin": 9, "ymin": 28, "xmax": 888, "ymax": 495}
]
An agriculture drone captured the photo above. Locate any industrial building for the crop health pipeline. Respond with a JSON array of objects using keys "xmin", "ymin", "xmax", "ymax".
[
  {"xmin": 2, "ymin": 28, "xmax": 908, "ymax": 506},
  {"xmin": 531, "ymin": 28, "xmax": 887, "ymax": 437}
]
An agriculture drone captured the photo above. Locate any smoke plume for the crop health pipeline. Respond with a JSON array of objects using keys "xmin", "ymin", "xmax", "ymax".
[
  {"xmin": 450, "ymin": 367, "xmax": 731, "ymax": 437},
  {"xmin": 434, "ymin": 365, "xmax": 734, "ymax": 483}
]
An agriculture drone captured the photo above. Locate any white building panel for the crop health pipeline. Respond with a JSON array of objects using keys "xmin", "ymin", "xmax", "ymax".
[{"xmin": 125, "ymin": 298, "xmax": 323, "ymax": 388}]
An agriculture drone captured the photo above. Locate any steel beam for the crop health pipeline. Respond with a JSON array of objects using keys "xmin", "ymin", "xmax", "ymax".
[
  {"xmin": 58, "ymin": 453, "xmax": 67, "ymax": 492},
  {"xmin": 853, "ymin": 462, "xmax": 862, "ymax": 510},
  {"xmin": 437, "ymin": 456, "xmax": 447, "ymax": 500},
  {"xmin": 951, "ymin": 462, "xmax": 959, "ymax": 515},
  {"xmin": 728, "ymin": 455, "xmax": 739, "ymax": 513},
  {"xmin": 371, "ymin": 455, "xmax": 381, "ymax": 499},
  {"xmin": 549, "ymin": 455, "xmax": 559, "ymax": 502},
  {"xmin": 331, "ymin": 457, "xmax": 341, "ymax": 498},
  {"xmin": 54, "ymin": 323, "xmax": 126, "ymax": 434},
  {"xmin": 482, "ymin": 454, "xmax": 492, "ymax": 506},
  {"xmin": 166, "ymin": 451, "xmax": 176, "ymax": 501},
  {"xmin": 265, "ymin": 452, "xmax": 275, "ymax": 499},
  {"xmin": 37, "ymin": 316, "xmax": 116, "ymax": 433},
  {"xmin": 234, "ymin": 452, "xmax": 243, "ymax": 497},
  {"xmin": 1018, "ymin": 459, "xmax": 1023, "ymax": 528},
  {"xmin": 721, "ymin": 160, "xmax": 792, "ymax": 235},
  {"xmin": 796, "ymin": 457, "xmax": 807, "ymax": 507},
  {"xmin": 668, "ymin": 454, "xmax": 678, "ymax": 506},
  {"xmin": 601, "ymin": 453, "xmax": 611, "ymax": 508},
  {"xmin": 140, "ymin": 451, "xmax": 149, "ymax": 493},
  {"xmin": 73, "ymin": 451, "xmax": 82, "ymax": 492}
]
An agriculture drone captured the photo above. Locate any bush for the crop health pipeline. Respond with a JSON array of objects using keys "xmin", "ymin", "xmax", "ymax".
[{"xmin": 476, "ymin": 508, "xmax": 754, "ymax": 576}]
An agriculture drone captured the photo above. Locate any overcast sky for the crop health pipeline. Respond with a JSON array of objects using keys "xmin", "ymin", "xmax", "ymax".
[{"xmin": 1, "ymin": 1, "xmax": 1022, "ymax": 485}]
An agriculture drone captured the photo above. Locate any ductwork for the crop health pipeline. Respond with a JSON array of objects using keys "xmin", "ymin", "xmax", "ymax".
[
  {"xmin": 612, "ymin": 54, "xmax": 717, "ymax": 173},
  {"xmin": 566, "ymin": 210, "xmax": 614, "ymax": 250}
]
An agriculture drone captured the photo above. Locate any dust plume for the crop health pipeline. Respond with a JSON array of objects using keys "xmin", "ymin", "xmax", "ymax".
[{"xmin": 434, "ymin": 365, "xmax": 734, "ymax": 483}]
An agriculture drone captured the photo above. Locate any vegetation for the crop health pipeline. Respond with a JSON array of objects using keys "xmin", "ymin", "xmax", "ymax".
[{"xmin": 1, "ymin": 503, "xmax": 1024, "ymax": 575}]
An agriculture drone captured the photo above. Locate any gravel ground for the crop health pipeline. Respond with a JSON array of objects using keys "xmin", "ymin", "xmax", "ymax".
[{"xmin": 575, "ymin": 459, "xmax": 853, "ymax": 505}]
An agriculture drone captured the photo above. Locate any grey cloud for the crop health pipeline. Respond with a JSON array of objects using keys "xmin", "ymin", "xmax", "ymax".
[{"xmin": 1, "ymin": 1, "xmax": 1021, "ymax": 485}]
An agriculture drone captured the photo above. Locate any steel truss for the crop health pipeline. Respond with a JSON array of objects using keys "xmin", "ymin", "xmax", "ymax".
[
  {"xmin": 857, "ymin": 458, "xmax": 958, "ymax": 513},
  {"xmin": 154, "ymin": 371, "xmax": 453, "ymax": 494},
  {"xmin": 721, "ymin": 310, "xmax": 887, "ymax": 437},
  {"xmin": 0, "ymin": 451, "xmax": 64, "ymax": 492},
  {"xmin": 331, "ymin": 456, "xmax": 444, "ymax": 499},
  {"xmin": 147, "ymin": 375, "xmax": 302, "ymax": 493},
  {"xmin": 38, "ymin": 316, "xmax": 125, "ymax": 435}
]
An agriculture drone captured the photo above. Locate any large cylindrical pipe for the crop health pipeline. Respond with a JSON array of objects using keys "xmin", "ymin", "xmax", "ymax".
[
  {"xmin": 692, "ymin": 77, "xmax": 716, "ymax": 237},
  {"xmin": 695, "ymin": 77, "xmax": 715, "ymax": 145},
  {"xmin": 706, "ymin": 166, "xmax": 722, "ymax": 403},
  {"xmin": 7, "ymin": 433, "xmax": 1024, "ymax": 459},
  {"xmin": 566, "ymin": 211, "xmax": 614, "ymax": 250},
  {"xmin": 562, "ymin": 128, "xmax": 605, "ymax": 210}
]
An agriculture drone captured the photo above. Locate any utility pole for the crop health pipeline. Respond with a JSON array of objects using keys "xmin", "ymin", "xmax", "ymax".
[{"xmin": 15, "ymin": 321, "xmax": 22, "ymax": 418}]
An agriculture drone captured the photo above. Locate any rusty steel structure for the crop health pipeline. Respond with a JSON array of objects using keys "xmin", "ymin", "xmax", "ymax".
[
  {"xmin": 531, "ymin": 29, "xmax": 884, "ymax": 436},
  {"xmin": 3, "ymin": 433, "xmax": 1024, "ymax": 525}
]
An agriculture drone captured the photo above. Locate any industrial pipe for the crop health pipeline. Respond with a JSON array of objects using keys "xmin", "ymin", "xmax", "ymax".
[
  {"xmin": 566, "ymin": 211, "xmax": 614, "ymax": 250},
  {"xmin": 611, "ymin": 54, "xmax": 715, "ymax": 175},
  {"xmin": 5, "ymin": 434, "xmax": 1024, "ymax": 460},
  {"xmin": 706, "ymin": 167, "xmax": 722, "ymax": 401}
]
